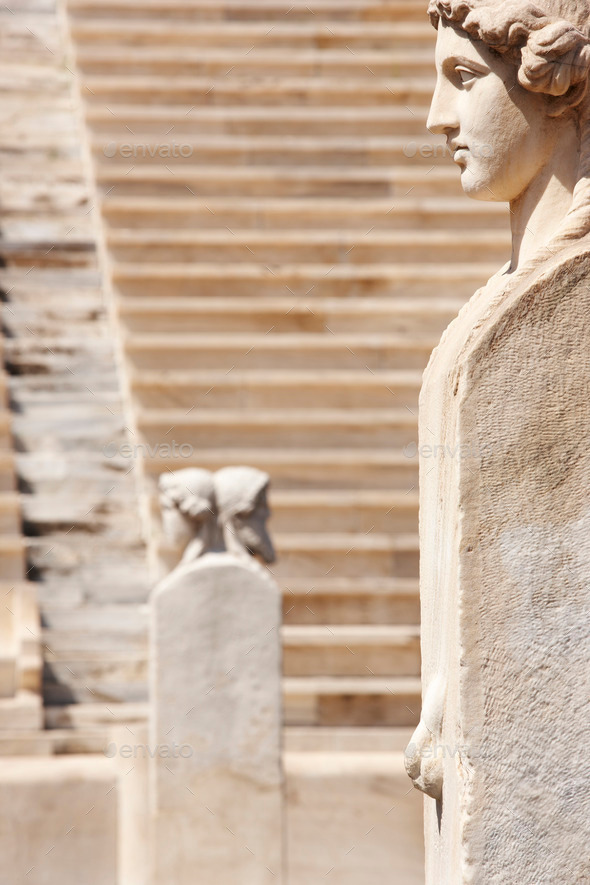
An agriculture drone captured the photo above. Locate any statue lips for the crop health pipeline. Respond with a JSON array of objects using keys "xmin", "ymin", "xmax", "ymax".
[{"xmin": 450, "ymin": 142, "xmax": 469, "ymax": 167}]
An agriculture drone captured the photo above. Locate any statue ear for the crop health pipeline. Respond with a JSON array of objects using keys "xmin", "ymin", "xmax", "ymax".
[
  {"xmin": 518, "ymin": 23, "xmax": 590, "ymax": 117},
  {"xmin": 544, "ymin": 81, "xmax": 588, "ymax": 117}
]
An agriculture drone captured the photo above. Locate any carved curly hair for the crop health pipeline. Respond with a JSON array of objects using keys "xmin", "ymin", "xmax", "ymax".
[{"xmin": 429, "ymin": 0, "xmax": 590, "ymax": 246}]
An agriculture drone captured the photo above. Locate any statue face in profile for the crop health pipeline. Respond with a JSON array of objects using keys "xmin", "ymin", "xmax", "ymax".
[
  {"xmin": 429, "ymin": 23, "xmax": 560, "ymax": 202},
  {"xmin": 424, "ymin": 0, "xmax": 590, "ymax": 271},
  {"xmin": 159, "ymin": 468, "xmax": 216, "ymax": 561},
  {"xmin": 215, "ymin": 466, "xmax": 276, "ymax": 565},
  {"xmin": 229, "ymin": 488, "xmax": 275, "ymax": 564}
]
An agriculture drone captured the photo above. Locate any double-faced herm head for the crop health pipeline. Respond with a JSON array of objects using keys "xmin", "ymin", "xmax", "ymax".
[
  {"xmin": 158, "ymin": 468, "xmax": 216, "ymax": 565},
  {"xmin": 214, "ymin": 466, "xmax": 276, "ymax": 564},
  {"xmin": 427, "ymin": 0, "xmax": 590, "ymax": 204}
]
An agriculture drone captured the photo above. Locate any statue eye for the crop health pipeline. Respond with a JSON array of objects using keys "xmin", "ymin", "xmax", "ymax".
[{"xmin": 457, "ymin": 66, "xmax": 477, "ymax": 85}]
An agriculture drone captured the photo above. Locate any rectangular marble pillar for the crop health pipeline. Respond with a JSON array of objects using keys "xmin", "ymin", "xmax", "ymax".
[
  {"xmin": 418, "ymin": 245, "xmax": 590, "ymax": 883},
  {"xmin": 150, "ymin": 554, "xmax": 284, "ymax": 885}
]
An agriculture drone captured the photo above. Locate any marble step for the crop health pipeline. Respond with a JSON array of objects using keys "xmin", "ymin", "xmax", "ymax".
[
  {"xmin": 270, "ymin": 532, "xmax": 419, "ymax": 579},
  {"xmin": 102, "ymin": 197, "xmax": 507, "ymax": 230},
  {"xmin": 67, "ymin": 0, "xmax": 429, "ymax": 23},
  {"xmin": 70, "ymin": 21, "xmax": 435, "ymax": 50},
  {"xmin": 125, "ymin": 332, "xmax": 435, "ymax": 370},
  {"xmin": 16, "ymin": 451, "xmax": 153, "ymax": 498},
  {"xmin": 0, "ymin": 728, "xmax": 109, "ymax": 756},
  {"xmin": 2, "ymin": 292, "xmax": 103, "ymax": 327},
  {"xmin": 0, "ymin": 267, "xmax": 102, "ymax": 293},
  {"xmin": 284, "ymin": 725, "xmax": 414, "ymax": 751},
  {"xmin": 91, "ymin": 134, "xmax": 453, "ymax": 167},
  {"xmin": 119, "ymin": 296, "xmax": 463, "ymax": 335},
  {"xmin": 0, "ymin": 216, "xmax": 96, "ymax": 248},
  {"xmin": 132, "ymin": 369, "xmax": 423, "ymax": 410},
  {"xmin": 77, "ymin": 47, "xmax": 435, "ymax": 78},
  {"xmin": 136, "ymin": 407, "xmax": 419, "ymax": 449},
  {"xmin": 96, "ymin": 164, "xmax": 462, "ymax": 198},
  {"xmin": 282, "ymin": 577, "xmax": 420, "ymax": 625},
  {"xmin": 113, "ymin": 262, "xmax": 493, "ymax": 299},
  {"xmin": 136, "ymin": 403, "xmax": 418, "ymax": 442},
  {"xmin": 81, "ymin": 75, "xmax": 436, "ymax": 107},
  {"xmin": 140, "ymin": 447, "xmax": 419, "ymax": 491},
  {"xmin": 284, "ymin": 676, "xmax": 421, "ymax": 726},
  {"xmin": 0, "ymin": 241, "xmax": 95, "ymax": 269},
  {"xmin": 86, "ymin": 105, "xmax": 432, "ymax": 137},
  {"xmin": 282, "ymin": 625, "xmax": 420, "ymax": 677},
  {"xmin": 107, "ymin": 229, "xmax": 509, "ymax": 265},
  {"xmin": 0, "ymin": 172, "xmax": 90, "ymax": 214}
]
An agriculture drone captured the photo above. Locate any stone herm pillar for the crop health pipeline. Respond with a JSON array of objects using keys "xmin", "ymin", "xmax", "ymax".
[
  {"xmin": 405, "ymin": 1, "xmax": 590, "ymax": 883},
  {"xmin": 150, "ymin": 467, "xmax": 283, "ymax": 885}
]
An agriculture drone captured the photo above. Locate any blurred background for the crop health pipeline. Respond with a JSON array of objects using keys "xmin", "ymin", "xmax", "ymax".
[{"xmin": 0, "ymin": 0, "xmax": 505, "ymax": 882}]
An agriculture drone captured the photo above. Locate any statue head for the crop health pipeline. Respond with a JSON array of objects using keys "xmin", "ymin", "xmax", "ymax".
[
  {"xmin": 427, "ymin": 0, "xmax": 590, "ymax": 230},
  {"xmin": 158, "ymin": 468, "xmax": 216, "ymax": 562},
  {"xmin": 214, "ymin": 466, "xmax": 276, "ymax": 564}
]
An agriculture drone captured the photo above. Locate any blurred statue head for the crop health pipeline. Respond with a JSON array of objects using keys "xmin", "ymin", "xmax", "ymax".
[
  {"xmin": 158, "ymin": 468, "xmax": 216, "ymax": 564},
  {"xmin": 214, "ymin": 466, "xmax": 276, "ymax": 564}
]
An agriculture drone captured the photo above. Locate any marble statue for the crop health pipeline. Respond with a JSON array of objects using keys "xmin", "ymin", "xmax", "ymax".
[
  {"xmin": 214, "ymin": 465, "xmax": 276, "ymax": 564},
  {"xmin": 158, "ymin": 468, "xmax": 216, "ymax": 565},
  {"xmin": 405, "ymin": 2, "xmax": 590, "ymax": 882},
  {"xmin": 158, "ymin": 465, "xmax": 275, "ymax": 567},
  {"xmin": 150, "ymin": 466, "xmax": 283, "ymax": 884}
]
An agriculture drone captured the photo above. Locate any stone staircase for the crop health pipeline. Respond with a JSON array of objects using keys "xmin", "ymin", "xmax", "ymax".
[
  {"xmin": 0, "ymin": 0, "xmax": 149, "ymax": 721},
  {"xmin": 62, "ymin": 0, "xmax": 507, "ymax": 733}
]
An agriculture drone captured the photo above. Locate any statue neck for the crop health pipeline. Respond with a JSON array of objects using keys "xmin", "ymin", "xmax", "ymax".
[{"xmin": 508, "ymin": 121, "xmax": 580, "ymax": 272}]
